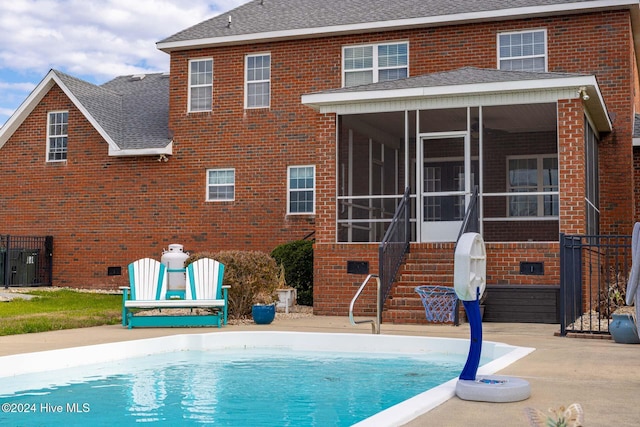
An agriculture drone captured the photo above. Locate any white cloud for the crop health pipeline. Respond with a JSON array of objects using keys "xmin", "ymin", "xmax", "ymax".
[{"xmin": 0, "ymin": 0, "xmax": 250, "ymax": 124}]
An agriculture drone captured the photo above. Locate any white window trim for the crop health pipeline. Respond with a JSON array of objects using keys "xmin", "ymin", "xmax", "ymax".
[
  {"xmin": 497, "ymin": 29, "xmax": 548, "ymax": 72},
  {"xmin": 287, "ymin": 165, "xmax": 316, "ymax": 215},
  {"xmin": 206, "ymin": 168, "xmax": 235, "ymax": 202},
  {"xmin": 506, "ymin": 154, "xmax": 558, "ymax": 218},
  {"xmin": 188, "ymin": 58, "xmax": 213, "ymax": 113},
  {"xmin": 245, "ymin": 52, "xmax": 271, "ymax": 109},
  {"xmin": 46, "ymin": 110, "xmax": 68, "ymax": 163},
  {"xmin": 342, "ymin": 41, "xmax": 409, "ymax": 87}
]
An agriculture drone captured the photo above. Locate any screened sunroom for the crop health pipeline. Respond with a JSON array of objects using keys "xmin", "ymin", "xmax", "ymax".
[
  {"xmin": 303, "ymin": 68, "xmax": 611, "ymax": 243},
  {"xmin": 303, "ymin": 68, "xmax": 610, "ymax": 243}
]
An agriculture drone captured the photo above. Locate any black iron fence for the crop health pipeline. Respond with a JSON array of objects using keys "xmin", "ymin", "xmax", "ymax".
[
  {"xmin": 378, "ymin": 187, "xmax": 411, "ymax": 314},
  {"xmin": 559, "ymin": 233, "xmax": 631, "ymax": 336},
  {"xmin": 1, "ymin": 235, "xmax": 53, "ymax": 288}
]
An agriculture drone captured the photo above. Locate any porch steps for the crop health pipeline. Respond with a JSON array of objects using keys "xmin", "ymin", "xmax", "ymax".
[{"xmin": 382, "ymin": 244, "xmax": 457, "ymax": 324}]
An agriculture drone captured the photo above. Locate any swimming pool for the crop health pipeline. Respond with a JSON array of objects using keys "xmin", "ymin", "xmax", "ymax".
[{"xmin": 0, "ymin": 332, "xmax": 534, "ymax": 426}]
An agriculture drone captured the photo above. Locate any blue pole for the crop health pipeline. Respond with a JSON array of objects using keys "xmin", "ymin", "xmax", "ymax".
[{"xmin": 459, "ymin": 298, "xmax": 482, "ymax": 381}]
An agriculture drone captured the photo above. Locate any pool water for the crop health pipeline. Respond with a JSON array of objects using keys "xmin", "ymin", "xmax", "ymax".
[{"xmin": 0, "ymin": 349, "xmax": 466, "ymax": 426}]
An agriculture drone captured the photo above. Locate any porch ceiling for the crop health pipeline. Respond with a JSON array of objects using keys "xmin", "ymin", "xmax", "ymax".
[
  {"xmin": 302, "ymin": 67, "xmax": 611, "ymax": 133},
  {"xmin": 342, "ymin": 103, "xmax": 558, "ymax": 137}
]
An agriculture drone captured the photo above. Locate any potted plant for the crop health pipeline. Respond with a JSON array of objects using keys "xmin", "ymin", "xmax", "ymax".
[
  {"xmin": 275, "ymin": 265, "xmax": 296, "ymax": 313},
  {"xmin": 252, "ymin": 290, "xmax": 277, "ymax": 325}
]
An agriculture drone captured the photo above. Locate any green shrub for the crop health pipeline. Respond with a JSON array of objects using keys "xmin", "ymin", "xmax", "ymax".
[
  {"xmin": 185, "ymin": 250, "xmax": 280, "ymax": 318},
  {"xmin": 271, "ymin": 240, "xmax": 313, "ymax": 306}
]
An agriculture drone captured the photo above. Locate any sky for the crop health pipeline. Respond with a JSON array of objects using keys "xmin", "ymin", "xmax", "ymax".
[{"xmin": 0, "ymin": 0, "xmax": 251, "ymax": 126}]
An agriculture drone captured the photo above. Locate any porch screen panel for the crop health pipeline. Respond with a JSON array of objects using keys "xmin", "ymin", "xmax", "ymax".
[
  {"xmin": 481, "ymin": 103, "xmax": 559, "ymax": 242},
  {"xmin": 337, "ymin": 112, "xmax": 409, "ymax": 242},
  {"xmin": 585, "ymin": 117, "xmax": 599, "ymax": 235}
]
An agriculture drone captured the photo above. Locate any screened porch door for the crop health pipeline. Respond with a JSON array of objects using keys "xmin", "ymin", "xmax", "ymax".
[{"xmin": 420, "ymin": 133, "xmax": 470, "ymax": 242}]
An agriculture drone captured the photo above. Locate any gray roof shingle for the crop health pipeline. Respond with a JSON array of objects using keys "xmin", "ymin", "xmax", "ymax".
[
  {"xmin": 312, "ymin": 66, "xmax": 590, "ymax": 95},
  {"xmin": 100, "ymin": 73, "xmax": 170, "ymax": 150},
  {"xmin": 55, "ymin": 71, "xmax": 170, "ymax": 151},
  {"xmin": 159, "ymin": 0, "xmax": 629, "ymax": 46}
]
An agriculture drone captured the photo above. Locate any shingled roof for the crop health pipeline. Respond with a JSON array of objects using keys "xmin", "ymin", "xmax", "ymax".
[
  {"xmin": 0, "ymin": 70, "xmax": 171, "ymax": 156},
  {"xmin": 302, "ymin": 67, "xmax": 612, "ymax": 132},
  {"xmin": 313, "ymin": 66, "xmax": 592, "ymax": 94},
  {"xmin": 157, "ymin": 0, "xmax": 639, "ymax": 51}
]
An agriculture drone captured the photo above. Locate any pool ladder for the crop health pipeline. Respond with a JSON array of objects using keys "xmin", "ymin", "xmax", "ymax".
[{"xmin": 349, "ymin": 274, "xmax": 381, "ymax": 334}]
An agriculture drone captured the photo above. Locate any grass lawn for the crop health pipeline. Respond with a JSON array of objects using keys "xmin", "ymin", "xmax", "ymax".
[{"xmin": 0, "ymin": 289, "xmax": 122, "ymax": 336}]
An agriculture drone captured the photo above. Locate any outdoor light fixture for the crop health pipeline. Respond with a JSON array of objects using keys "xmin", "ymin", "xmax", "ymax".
[{"xmin": 578, "ymin": 86, "xmax": 590, "ymax": 101}]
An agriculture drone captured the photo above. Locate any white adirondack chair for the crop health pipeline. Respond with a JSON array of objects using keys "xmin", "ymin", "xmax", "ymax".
[{"xmin": 185, "ymin": 258, "xmax": 228, "ymax": 325}]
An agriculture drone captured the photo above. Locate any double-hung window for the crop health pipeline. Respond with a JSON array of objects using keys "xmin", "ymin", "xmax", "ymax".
[
  {"xmin": 47, "ymin": 111, "xmax": 68, "ymax": 162},
  {"xmin": 288, "ymin": 166, "xmax": 315, "ymax": 214},
  {"xmin": 189, "ymin": 58, "xmax": 213, "ymax": 112},
  {"xmin": 343, "ymin": 42, "xmax": 408, "ymax": 87},
  {"xmin": 246, "ymin": 53, "xmax": 270, "ymax": 108},
  {"xmin": 507, "ymin": 155, "xmax": 558, "ymax": 217},
  {"xmin": 207, "ymin": 169, "xmax": 235, "ymax": 201},
  {"xmin": 498, "ymin": 29, "xmax": 546, "ymax": 72}
]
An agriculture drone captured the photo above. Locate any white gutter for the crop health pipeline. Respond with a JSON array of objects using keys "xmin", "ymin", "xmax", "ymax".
[{"xmin": 108, "ymin": 142, "xmax": 173, "ymax": 157}]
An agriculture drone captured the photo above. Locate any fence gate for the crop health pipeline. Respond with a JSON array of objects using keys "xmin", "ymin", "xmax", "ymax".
[
  {"xmin": 559, "ymin": 233, "xmax": 631, "ymax": 336},
  {"xmin": 1, "ymin": 235, "xmax": 53, "ymax": 288}
]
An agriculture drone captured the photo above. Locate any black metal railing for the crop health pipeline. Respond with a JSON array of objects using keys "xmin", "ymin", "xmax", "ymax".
[
  {"xmin": 378, "ymin": 187, "xmax": 411, "ymax": 314},
  {"xmin": 559, "ymin": 233, "xmax": 632, "ymax": 336},
  {"xmin": 1, "ymin": 235, "xmax": 53, "ymax": 288},
  {"xmin": 456, "ymin": 186, "xmax": 480, "ymax": 246}
]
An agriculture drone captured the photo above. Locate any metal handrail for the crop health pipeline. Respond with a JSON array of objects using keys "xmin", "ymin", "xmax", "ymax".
[
  {"xmin": 456, "ymin": 185, "xmax": 480, "ymax": 246},
  {"xmin": 349, "ymin": 274, "xmax": 381, "ymax": 334},
  {"xmin": 378, "ymin": 187, "xmax": 411, "ymax": 314}
]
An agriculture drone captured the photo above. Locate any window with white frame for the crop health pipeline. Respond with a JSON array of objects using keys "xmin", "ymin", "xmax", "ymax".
[
  {"xmin": 343, "ymin": 42, "xmax": 408, "ymax": 87},
  {"xmin": 246, "ymin": 53, "xmax": 270, "ymax": 108},
  {"xmin": 207, "ymin": 169, "xmax": 235, "ymax": 201},
  {"xmin": 288, "ymin": 166, "xmax": 315, "ymax": 214},
  {"xmin": 498, "ymin": 29, "xmax": 546, "ymax": 72},
  {"xmin": 189, "ymin": 58, "xmax": 213, "ymax": 112},
  {"xmin": 47, "ymin": 111, "xmax": 68, "ymax": 162},
  {"xmin": 507, "ymin": 155, "xmax": 558, "ymax": 217}
]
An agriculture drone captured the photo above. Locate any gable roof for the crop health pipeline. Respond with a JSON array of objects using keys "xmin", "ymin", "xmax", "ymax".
[
  {"xmin": 0, "ymin": 70, "xmax": 172, "ymax": 156},
  {"xmin": 302, "ymin": 67, "xmax": 612, "ymax": 132},
  {"xmin": 157, "ymin": 0, "xmax": 640, "ymax": 51}
]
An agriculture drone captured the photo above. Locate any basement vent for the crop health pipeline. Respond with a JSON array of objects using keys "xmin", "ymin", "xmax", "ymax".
[
  {"xmin": 520, "ymin": 262, "xmax": 544, "ymax": 275},
  {"xmin": 107, "ymin": 266, "xmax": 122, "ymax": 276},
  {"xmin": 347, "ymin": 261, "xmax": 369, "ymax": 275}
]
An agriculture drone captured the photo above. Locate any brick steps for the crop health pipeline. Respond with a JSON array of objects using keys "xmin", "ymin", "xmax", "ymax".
[{"xmin": 382, "ymin": 245, "xmax": 457, "ymax": 324}]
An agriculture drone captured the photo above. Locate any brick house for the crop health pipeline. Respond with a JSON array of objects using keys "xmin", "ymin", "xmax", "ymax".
[{"xmin": 1, "ymin": 0, "xmax": 639, "ymax": 323}]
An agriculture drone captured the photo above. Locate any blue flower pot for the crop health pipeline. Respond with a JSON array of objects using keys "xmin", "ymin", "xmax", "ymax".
[
  {"xmin": 610, "ymin": 313, "xmax": 640, "ymax": 344},
  {"xmin": 252, "ymin": 304, "xmax": 276, "ymax": 325}
]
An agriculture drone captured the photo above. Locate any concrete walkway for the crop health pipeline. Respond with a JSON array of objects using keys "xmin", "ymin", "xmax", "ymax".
[{"xmin": 0, "ymin": 316, "xmax": 638, "ymax": 426}]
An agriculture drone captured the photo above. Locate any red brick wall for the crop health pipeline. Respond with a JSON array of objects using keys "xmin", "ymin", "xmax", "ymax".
[
  {"xmin": 1, "ymin": 10, "xmax": 636, "ymax": 297},
  {"xmin": 313, "ymin": 243, "xmax": 379, "ymax": 315},
  {"xmin": 557, "ymin": 99, "xmax": 587, "ymax": 235},
  {"xmin": 0, "ymin": 84, "xmax": 315, "ymax": 289}
]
